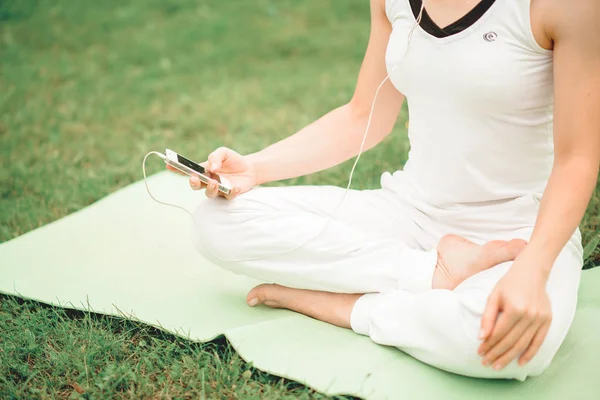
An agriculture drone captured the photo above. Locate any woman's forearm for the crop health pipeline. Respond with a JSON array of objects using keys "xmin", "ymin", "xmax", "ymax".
[
  {"xmin": 524, "ymin": 157, "xmax": 599, "ymax": 277},
  {"xmin": 245, "ymin": 102, "xmax": 396, "ymax": 185},
  {"xmin": 243, "ymin": 0, "xmax": 403, "ymax": 185}
]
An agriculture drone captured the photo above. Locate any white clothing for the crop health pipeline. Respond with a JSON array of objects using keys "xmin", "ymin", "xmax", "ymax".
[
  {"xmin": 193, "ymin": 185, "xmax": 582, "ymax": 381},
  {"xmin": 384, "ymin": 0, "xmax": 554, "ymax": 205},
  {"xmin": 191, "ymin": 0, "xmax": 584, "ymax": 381}
]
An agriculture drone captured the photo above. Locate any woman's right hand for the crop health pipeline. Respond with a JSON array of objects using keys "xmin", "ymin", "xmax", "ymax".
[{"xmin": 166, "ymin": 147, "xmax": 258, "ymax": 200}]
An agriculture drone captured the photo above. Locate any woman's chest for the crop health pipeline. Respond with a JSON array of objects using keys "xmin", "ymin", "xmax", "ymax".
[{"xmin": 385, "ymin": 15, "xmax": 553, "ymax": 111}]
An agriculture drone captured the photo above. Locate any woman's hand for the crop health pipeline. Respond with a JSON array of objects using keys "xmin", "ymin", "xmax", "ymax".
[
  {"xmin": 478, "ymin": 253, "xmax": 552, "ymax": 371},
  {"xmin": 166, "ymin": 147, "xmax": 258, "ymax": 200}
]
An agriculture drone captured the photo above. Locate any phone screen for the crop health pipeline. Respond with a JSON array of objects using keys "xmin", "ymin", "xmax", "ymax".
[{"xmin": 176, "ymin": 154, "xmax": 222, "ymax": 183}]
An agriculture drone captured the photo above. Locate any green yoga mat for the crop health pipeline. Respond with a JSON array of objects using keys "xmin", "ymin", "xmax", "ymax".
[{"xmin": 1, "ymin": 172, "xmax": 599, "ymax": 399}]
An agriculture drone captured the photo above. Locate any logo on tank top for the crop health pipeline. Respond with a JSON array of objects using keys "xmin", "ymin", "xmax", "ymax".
[{"xmin": 483, "ymin": 32, "xmax": 498, "ymax": 42}]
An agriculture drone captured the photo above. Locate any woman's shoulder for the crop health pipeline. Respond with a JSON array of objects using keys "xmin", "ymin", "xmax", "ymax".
[{"xmin": 383, "ymin": 0, "xmax": 412, "ymax": 25}]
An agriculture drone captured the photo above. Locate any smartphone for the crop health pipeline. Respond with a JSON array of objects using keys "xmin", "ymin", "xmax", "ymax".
[{"xmin": 164, "ymin": 149, "xmax": 232, "ymax": 194}]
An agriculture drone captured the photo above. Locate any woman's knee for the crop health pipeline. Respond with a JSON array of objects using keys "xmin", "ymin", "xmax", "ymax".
[
  {"xmin": 444, "ymin": 336, "xmax": 555, "ymax": 380},
  {"xmin": 453, "ymin": 294, "xmax": 571, "ymax": 379},
  {"xmin": 193, "ymin": 198, "xmax": 244, "ymax": 260},
  {"xmin": 425, "ymin": 312, "xmax": 558, "ymax": 380},
  {"xmin": 192, "ymin": 194, "xmax": 269, "ymax": 261},
  {"xmin": 415, "ymin": 285, "xmax": 561, "ymax": 379}
]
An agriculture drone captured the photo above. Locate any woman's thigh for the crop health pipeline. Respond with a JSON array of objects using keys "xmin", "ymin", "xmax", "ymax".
[
  {"xmin": 194, "ymin": 184, "xmax": 427, "ymax": 250},
  {"xmin": 191, "ymin": 185, "xmax": 436, "ymax": 293}
]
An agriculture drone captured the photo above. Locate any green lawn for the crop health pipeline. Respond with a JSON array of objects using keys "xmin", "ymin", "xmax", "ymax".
[{"xmin": 1, "ymin": 0, "xmax": 598, "ymax": 398}]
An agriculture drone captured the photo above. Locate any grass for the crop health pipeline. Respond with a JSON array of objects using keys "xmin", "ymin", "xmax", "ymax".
[
  {"xmin": 0, "ymin": 0, "xmax": 598, "ymax": 398},
  {"xmin": 0, "ymin": 295, "xmax": 353, "ymax": 399}
]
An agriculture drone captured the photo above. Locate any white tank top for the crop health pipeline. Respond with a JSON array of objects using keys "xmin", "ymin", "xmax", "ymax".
[{"xmin": 381, "ymin": 0, "xmax": 554, "ymax": 206}]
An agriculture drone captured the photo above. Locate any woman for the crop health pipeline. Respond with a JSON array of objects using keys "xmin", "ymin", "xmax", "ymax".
[{"xmin": 168, "ymin": 0, "xmax": 599, "ymax": 380}]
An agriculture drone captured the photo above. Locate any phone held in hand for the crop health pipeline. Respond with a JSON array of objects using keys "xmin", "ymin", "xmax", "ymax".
[{"xmin": 164, "ymin": 149, "xmax": 232, "ymax": 194}]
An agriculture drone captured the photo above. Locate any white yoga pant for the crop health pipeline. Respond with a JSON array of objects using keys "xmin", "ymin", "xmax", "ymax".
[{"xmin": 192, "ymin": 181, "xmax": 583, "ymax": 381}]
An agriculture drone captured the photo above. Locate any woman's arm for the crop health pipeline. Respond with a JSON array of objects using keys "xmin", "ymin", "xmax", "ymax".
[
  {"xmin": 246, "ymin": 0, "xmax": 404, "ymax": 185},
  {"xmin": 479, "ymin": 0, "xmax": 600, "ymax": 370},
  {"xmin": 524, "ymin": 1, "xmax": 600, "ymax": 269}
]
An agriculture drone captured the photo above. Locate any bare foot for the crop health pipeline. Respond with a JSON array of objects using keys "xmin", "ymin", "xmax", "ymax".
[
  {"xmin": 246, "ymin": 284, "xmax": 360, "ymax": 328},
  {"xmin": 433, "ymin": 234, "xmax": 527, "ymax": 290}
]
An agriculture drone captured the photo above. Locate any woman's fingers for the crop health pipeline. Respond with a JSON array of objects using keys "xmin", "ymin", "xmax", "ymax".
[
  {"xmin": 204, "ymin": 180, "xmax": 220, "ymax": 199},
  {"xmin": 223, "ymin": 187, "xmax": 241, "ymax": 200},
  {"xmin": 166, "ymin": 164, "xmax": 185, "ymax": 175},
  {"xmin": 207, "ymin": 147, "xmax": 228, "ymax": 172},
  {"xmin": 189, "ymin": 175, "xmax": 240, "ymax": 200},
  {"xmin": 481, "ymin": 319, "xmax": 532, "ymax": 369},
  {"xmin": 480, "ymin": 291, "xmax": 500, "ymax": 340},
  {"xmin": 492, "ymin": 323, "xmax": 538, "ymax": 370},
  {"xmin": 478, "ymin": 311, "xmax": 521, "ymax": 360},
  {"xmin": 519, "ymin": 320, "xmax": 551, "ymax": 365},
  {"xmin": 189, "ymin": 176, "xmax": 206, "ymax": 191}
]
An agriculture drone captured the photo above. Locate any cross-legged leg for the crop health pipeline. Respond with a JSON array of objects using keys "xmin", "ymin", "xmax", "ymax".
[
  {"xmin": 193, "ymin": 184, "xmax": 438, "ymax": 294},
  {"xmin": 193, "ymin": 185, "xmax": 523, "ymax": 294},
  {"xmin": 246, "ymin": 237, "xmax": 582, "ymax": 380}
]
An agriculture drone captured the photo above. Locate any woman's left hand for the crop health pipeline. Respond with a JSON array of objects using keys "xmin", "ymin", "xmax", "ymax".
[{"xmin": 477, "ymin": 253, "xmax": 552, "ymax": 371}]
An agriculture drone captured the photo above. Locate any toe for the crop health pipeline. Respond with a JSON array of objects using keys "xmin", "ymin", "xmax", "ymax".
[
  {"xmin": 484, "ymin": 239, "xmax": 527, "ymax": 266},
  {"xmin": 247, "ymin": 284, "xmax": 285, "ymax": 308},
  {"xmin": 247, "ymin": 284, "xmax": 269, "ymax": 307},
  {"xmin": 509, "ymin": 238, "xmax": 528, "ymax": 248},
  {"xmin": 504, "ymin": 238, "xmax": 528, "ymax": 258}
]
